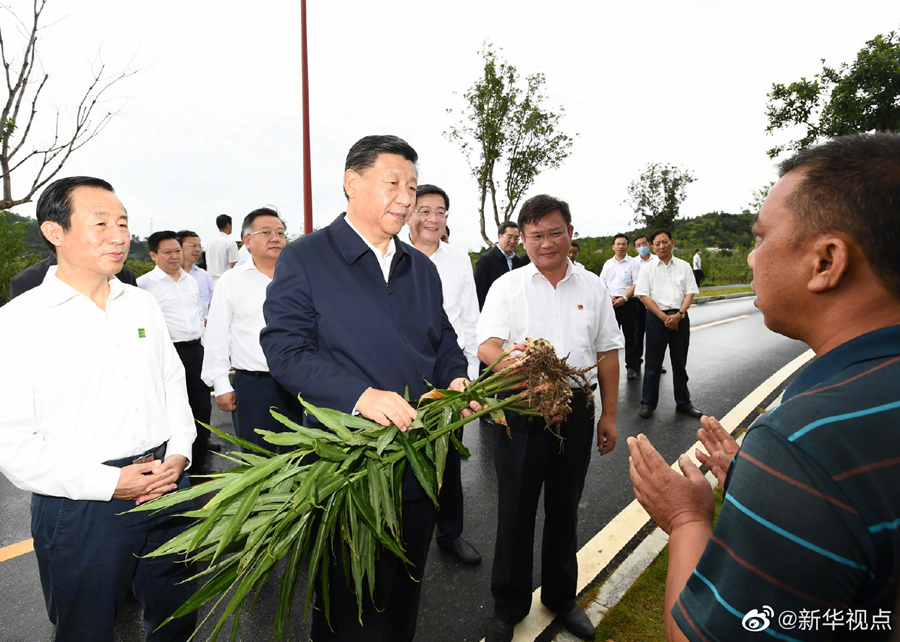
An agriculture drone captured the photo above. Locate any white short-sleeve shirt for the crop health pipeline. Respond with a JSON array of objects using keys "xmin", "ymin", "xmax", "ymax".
[
  {"xmin": 599, "ymin": 255, "xmax": 641, "ymax": 298},
  {"xmin": 634, "ymin": 256, "xmax": 699, "ymax": 310},
  {"xmin": 477, "ymin": 261, "xmax": 624, "ymax": 388}
]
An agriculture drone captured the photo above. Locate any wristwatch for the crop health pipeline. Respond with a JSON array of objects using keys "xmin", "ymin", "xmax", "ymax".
[{"xmin": 679, "ymin": 311, "xmax": 686, "ymax": 319}]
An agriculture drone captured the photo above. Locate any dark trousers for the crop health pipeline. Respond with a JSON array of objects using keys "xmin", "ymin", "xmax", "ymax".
[
  {"xmin": 436, "ymin": 444, "xmax": 463, "ymax": 546},
  {"xmin": 641, "ymin": 311, "xmax": 691, "ymax": 409},
  {"xmin": 491, "ymin": 393, "xmax": 594, "ymax": 624},
  {"xmin": 693, "ymin": 269, "xmax": 704, "ymax": 287},
  {"xmin": 614, "ymin": 299, "xmax": 641, "ymax": 370},
  {"xmin": 173, "ymin": 340, "xmax": 211, "ymax": 467},
  {"xmin": 310, "ymin": 497, "xmax": 437, "ymax": 641},
  {"xmin": 232, "ymin": 370, "xmax": 304, "ymax": 453},
  {"xmin": 31, "ymin": 475, "xmax": 197, "ymax": 642},
  {"xmin": 633, "ymin": 298, "xmax": 647, "ymax": 368}
]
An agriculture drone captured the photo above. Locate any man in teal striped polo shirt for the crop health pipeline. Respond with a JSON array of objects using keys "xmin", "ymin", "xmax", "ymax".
[{"xmin": 628, "ymin": 133, "xmax": 900, "ymax": 641}]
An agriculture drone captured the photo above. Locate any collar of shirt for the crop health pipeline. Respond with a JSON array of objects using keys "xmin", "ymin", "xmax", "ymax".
[
  {"xmin": 524, "ymin": 257, "xmax": 577, "ymax": 286},
  {"xmin": 343, "ymin": 213, "xmax": 398, "ymax": 282},
  {"xmin": 495, "ymin": 243, "xmax": 516, "ymax": 260},
  {"xmin": 784, "ymin": 325, "xmax": 900, "ymax": 401},
  {"xmin": 40, "ymin": 265, "xmax": 125, "ymax": 309},
  {"xmin": 150, "ymin": 265, "xmax": 188, "ymax": 282}
]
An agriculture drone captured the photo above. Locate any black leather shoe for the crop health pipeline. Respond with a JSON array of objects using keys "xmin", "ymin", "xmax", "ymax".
[
  {"xmin": 676, "ymin": 404, "xmax": 703, "ymax": 418},
  {"xmin": 626, "ymin": 367, "xmax": 638, "ymax": 380},
  {"xmin": 486, "ymin": 615, "xmax": 515, "ymax": 642},
  {"xmin": 441, "ymin": 537, "xmax": 482, "ymax": 565},
  {"xmin": 554, "ymin": 603, "xmax": 595, "ymax": 640},
  {"xmin": 639, "ymin": 406, "xmax": 653, "ymax": 419}
]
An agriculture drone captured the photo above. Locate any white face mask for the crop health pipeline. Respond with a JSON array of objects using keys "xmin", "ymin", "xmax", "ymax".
[{"xmin": 637, "ymin": 246, "xmax": 651, "ymax": 257}]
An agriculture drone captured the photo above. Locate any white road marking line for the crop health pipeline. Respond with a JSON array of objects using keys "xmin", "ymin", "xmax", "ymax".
[
  {"xmin": 692, "ymin": 314, "xmax": 750, "ymax": 331},
  {"xmin": 482, "ymin": 348, "xmax": 815, "ymax": 642}
]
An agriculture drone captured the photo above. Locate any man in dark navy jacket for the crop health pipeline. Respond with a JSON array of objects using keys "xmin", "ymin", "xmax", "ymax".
[
  {"xmin": 474, "ymin": 220, "xmax": 529, "ymax": 310},
  {"xmin": 261, "ymin": 135, "xmax": 472, "ymax": 642}
]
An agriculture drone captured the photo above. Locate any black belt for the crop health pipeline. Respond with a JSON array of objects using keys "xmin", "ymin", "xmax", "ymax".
[
  {"xmin": 662, "ymin": 309, "xmax": 682, "ymax": 315},
  {"xmin": 103, "ymin": 442, "xmax": 167, "ymax": 468},
  {"xmin": 235, "ymin": 369, "xmax": 272, "ymax": 378},
  {"xmin": 174, "ymin": 338, "xmax": 201, "ymax": 347}
]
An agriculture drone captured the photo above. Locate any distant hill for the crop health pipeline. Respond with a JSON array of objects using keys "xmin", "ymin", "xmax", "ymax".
[{"xmin": 6, "ymin": 211, "xmax": 151, "ymax": 261}]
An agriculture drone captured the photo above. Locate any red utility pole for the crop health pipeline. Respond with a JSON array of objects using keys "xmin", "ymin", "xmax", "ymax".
[{"xmin": 301, "ymin": 0, "xmax": 313, "ymax": 235}]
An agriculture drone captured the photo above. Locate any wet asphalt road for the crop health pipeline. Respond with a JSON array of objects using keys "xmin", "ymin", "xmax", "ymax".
[{"xmin": 0, "ymin": 296, "xmax": 810, "ymax": 641}]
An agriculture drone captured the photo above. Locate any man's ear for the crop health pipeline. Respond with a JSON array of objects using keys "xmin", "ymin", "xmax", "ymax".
[
  {"xmin": 344, "ymin": 169, "xmax": 360, "ymax": 200},
  {"xmin": 39, "ymin": 221, "xmax": 65, "ymax": 249},
  {"xmin": 808, "ymin": 234, "xmax": 851, "ymax": 293}
]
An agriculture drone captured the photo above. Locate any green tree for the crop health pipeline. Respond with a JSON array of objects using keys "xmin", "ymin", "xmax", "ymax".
[
  {"xmin": 0, "ymin": 210, "xmax": 32, "ymax": 304},
  {"xmin": 0, "ymin": 0, "xmax": 137, "ymax": 210},
  {"xmin": 765, "ymin": 28, "xmax": 900, "ymax": 159},
  {"xmin": 623, "ymin": 162, "xmax": 696, "ymax": 231},
  {"xmin": 745, "ymin": 180, "xmax": 775, "ymax": 213},
  {"xmin": 445, "ymin": 43, "xmax": 575, "ymax": 246}
]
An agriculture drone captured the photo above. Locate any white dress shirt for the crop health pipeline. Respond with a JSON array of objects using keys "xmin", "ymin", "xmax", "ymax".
[
  {"xmin": 634, "ymin": 255, "xmax": 658, "ymax": 274},
  {"xmin": 693, "ymin": 253, "xmax": 702, "ymax": 270},
  {"xmin": 188, "ymin": 264, "xmax": 214, "ymax": 319},
  {"xmin": 345, "ymin": 215, "xmax": 395, "ymax": 282},
  {"xmin": 206, "ymin": 231, "xmax": 240, "ymax": 282},
  {"xmin": 478, "ymin": 261, "xmax": 624, "ymax": 389},
  {"xmin": 137, "ymin": 266, "xmax": 204, "ymax": 342},
  {"xmin": 634, "ymin": 256, "xmax": 700, "ymax": 310},
  {"xmin": 0, "ymin": 269, "xmax": 196, "ymax": 501},
  {"xmin": 201, "ymin": 258, "xmax": 273, "ymax": 396},
  {"xmin": 411, "ymin": 240, "xmax": 480, "ymax": 380},
  {"xmin": 599, "ymin": 255, "xmax": 641, "ymax": 298}
]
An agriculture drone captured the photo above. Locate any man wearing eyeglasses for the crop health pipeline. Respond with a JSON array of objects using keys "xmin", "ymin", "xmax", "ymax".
[
  {"xmin": 406, "ymin": 184, "xmax": 482, "ymax": 566},
  {"xmin": 474, "ymin": 220, "xmax": 529, "ymax": 310},
  {"xmin": 478, "ymin": 194, "xmax": 622, "ymax": 642},
  {"xmin": 178, "ymin": 229, "xmax": 214, "ymax": 321},
  {"xmin": 201, "ymin": 208, "xmax": 303, "ymax": 451}
]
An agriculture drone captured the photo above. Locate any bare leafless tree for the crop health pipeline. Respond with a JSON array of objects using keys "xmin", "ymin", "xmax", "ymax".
[{"xmin": 0, "ymin": 0, "xmax": 137, "ymax": 210}]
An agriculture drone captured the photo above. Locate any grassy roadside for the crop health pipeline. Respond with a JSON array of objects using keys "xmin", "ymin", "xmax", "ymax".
[
  {"xmin": 593, "ymin": 487, "xmax": 725, "ymax": 641},
  {"xmin": 698, "ymin": 285, "xmax": 753, "ymax": 298}
]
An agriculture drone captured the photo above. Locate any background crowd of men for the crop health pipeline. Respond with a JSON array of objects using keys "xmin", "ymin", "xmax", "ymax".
[{"xmin": 0, "ymin": 132, "xmax": 898, "ymax": 641}]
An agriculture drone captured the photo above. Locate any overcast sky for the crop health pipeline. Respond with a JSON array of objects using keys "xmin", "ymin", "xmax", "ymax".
[{"xmin": 5, "ymin": 0, "xmax": 898, "ymax": 252}]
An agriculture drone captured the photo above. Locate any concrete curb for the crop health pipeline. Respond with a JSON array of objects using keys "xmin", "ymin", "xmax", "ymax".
[{"xmin": 694, "ymin": 291, "xmax": 755, "ymax": 305}]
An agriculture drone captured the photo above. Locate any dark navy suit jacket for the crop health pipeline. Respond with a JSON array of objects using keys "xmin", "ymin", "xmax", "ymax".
[
  {"xmin": 260, "ymin": 213, "xmax": 467, "ymax": 495},
  {"xmin": 474, "ymin": 245, "xmax": 529, "ymax": 310}
]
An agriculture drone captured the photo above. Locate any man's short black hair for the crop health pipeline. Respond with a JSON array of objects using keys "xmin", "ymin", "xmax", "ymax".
[
  {"xmin": 650, "ymin": 229, "xmax": 672, "ymax": 244},
  {"xmin": 241, "ymin": 207, "xmax": 285, "ymax": 237},
  {"xmin": 779, "ymin": 132, "xmax": 900, "ymax": 298},
  {"xmin": 148, "ymin": 230, "xmax": 179, "ymax": 254},
  {"xmin": 695, "ymin": 248, "xmax": 700, "ymax": 253},
  {"xmin": 517, "ymin": 194, "xmax": 572, "ymax": 230},
  {"xmin": 344, "ymin": 135, "xmax": 418, "ymax": 199},
  {"xmin": 498, "ymin": 221, "xmax": 518, "ymax": 236},
  {"xmin": 416, "ymin": 184, "xmax": 449, "ymax": 210},
  {"xmin": 177, "ymin": 230, "xmax": 199, "ymax": 245},
  {"xmin": 216, "ymin": 214, "xmax": 232, "ymax": 230},
  {"xmin": 634, "ymin": 234, "xmax": 649, "ymax": 245},
  {"xmin": 570, "ymin": 240, "xmax": 580, "ymax": 249},
  {"xmin": 614, "ymin": 233, "xmax": 630, "ymax": 244},
  {"xmin": 36, "ymin": 176, "xmax": 115, "ymax": 251}
]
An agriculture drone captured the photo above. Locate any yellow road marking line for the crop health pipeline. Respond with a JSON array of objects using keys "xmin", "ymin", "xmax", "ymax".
[
  {"xmin": 493, "ymin": 348, "xmax": 816, "ymax": 642},
  {"xmin": 0, "ymin": 538, "xmax": 34, "ymax": 562},
  {"xmin": 692, "ymin": 314, "xmax": 750, "ymax": 331}
]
